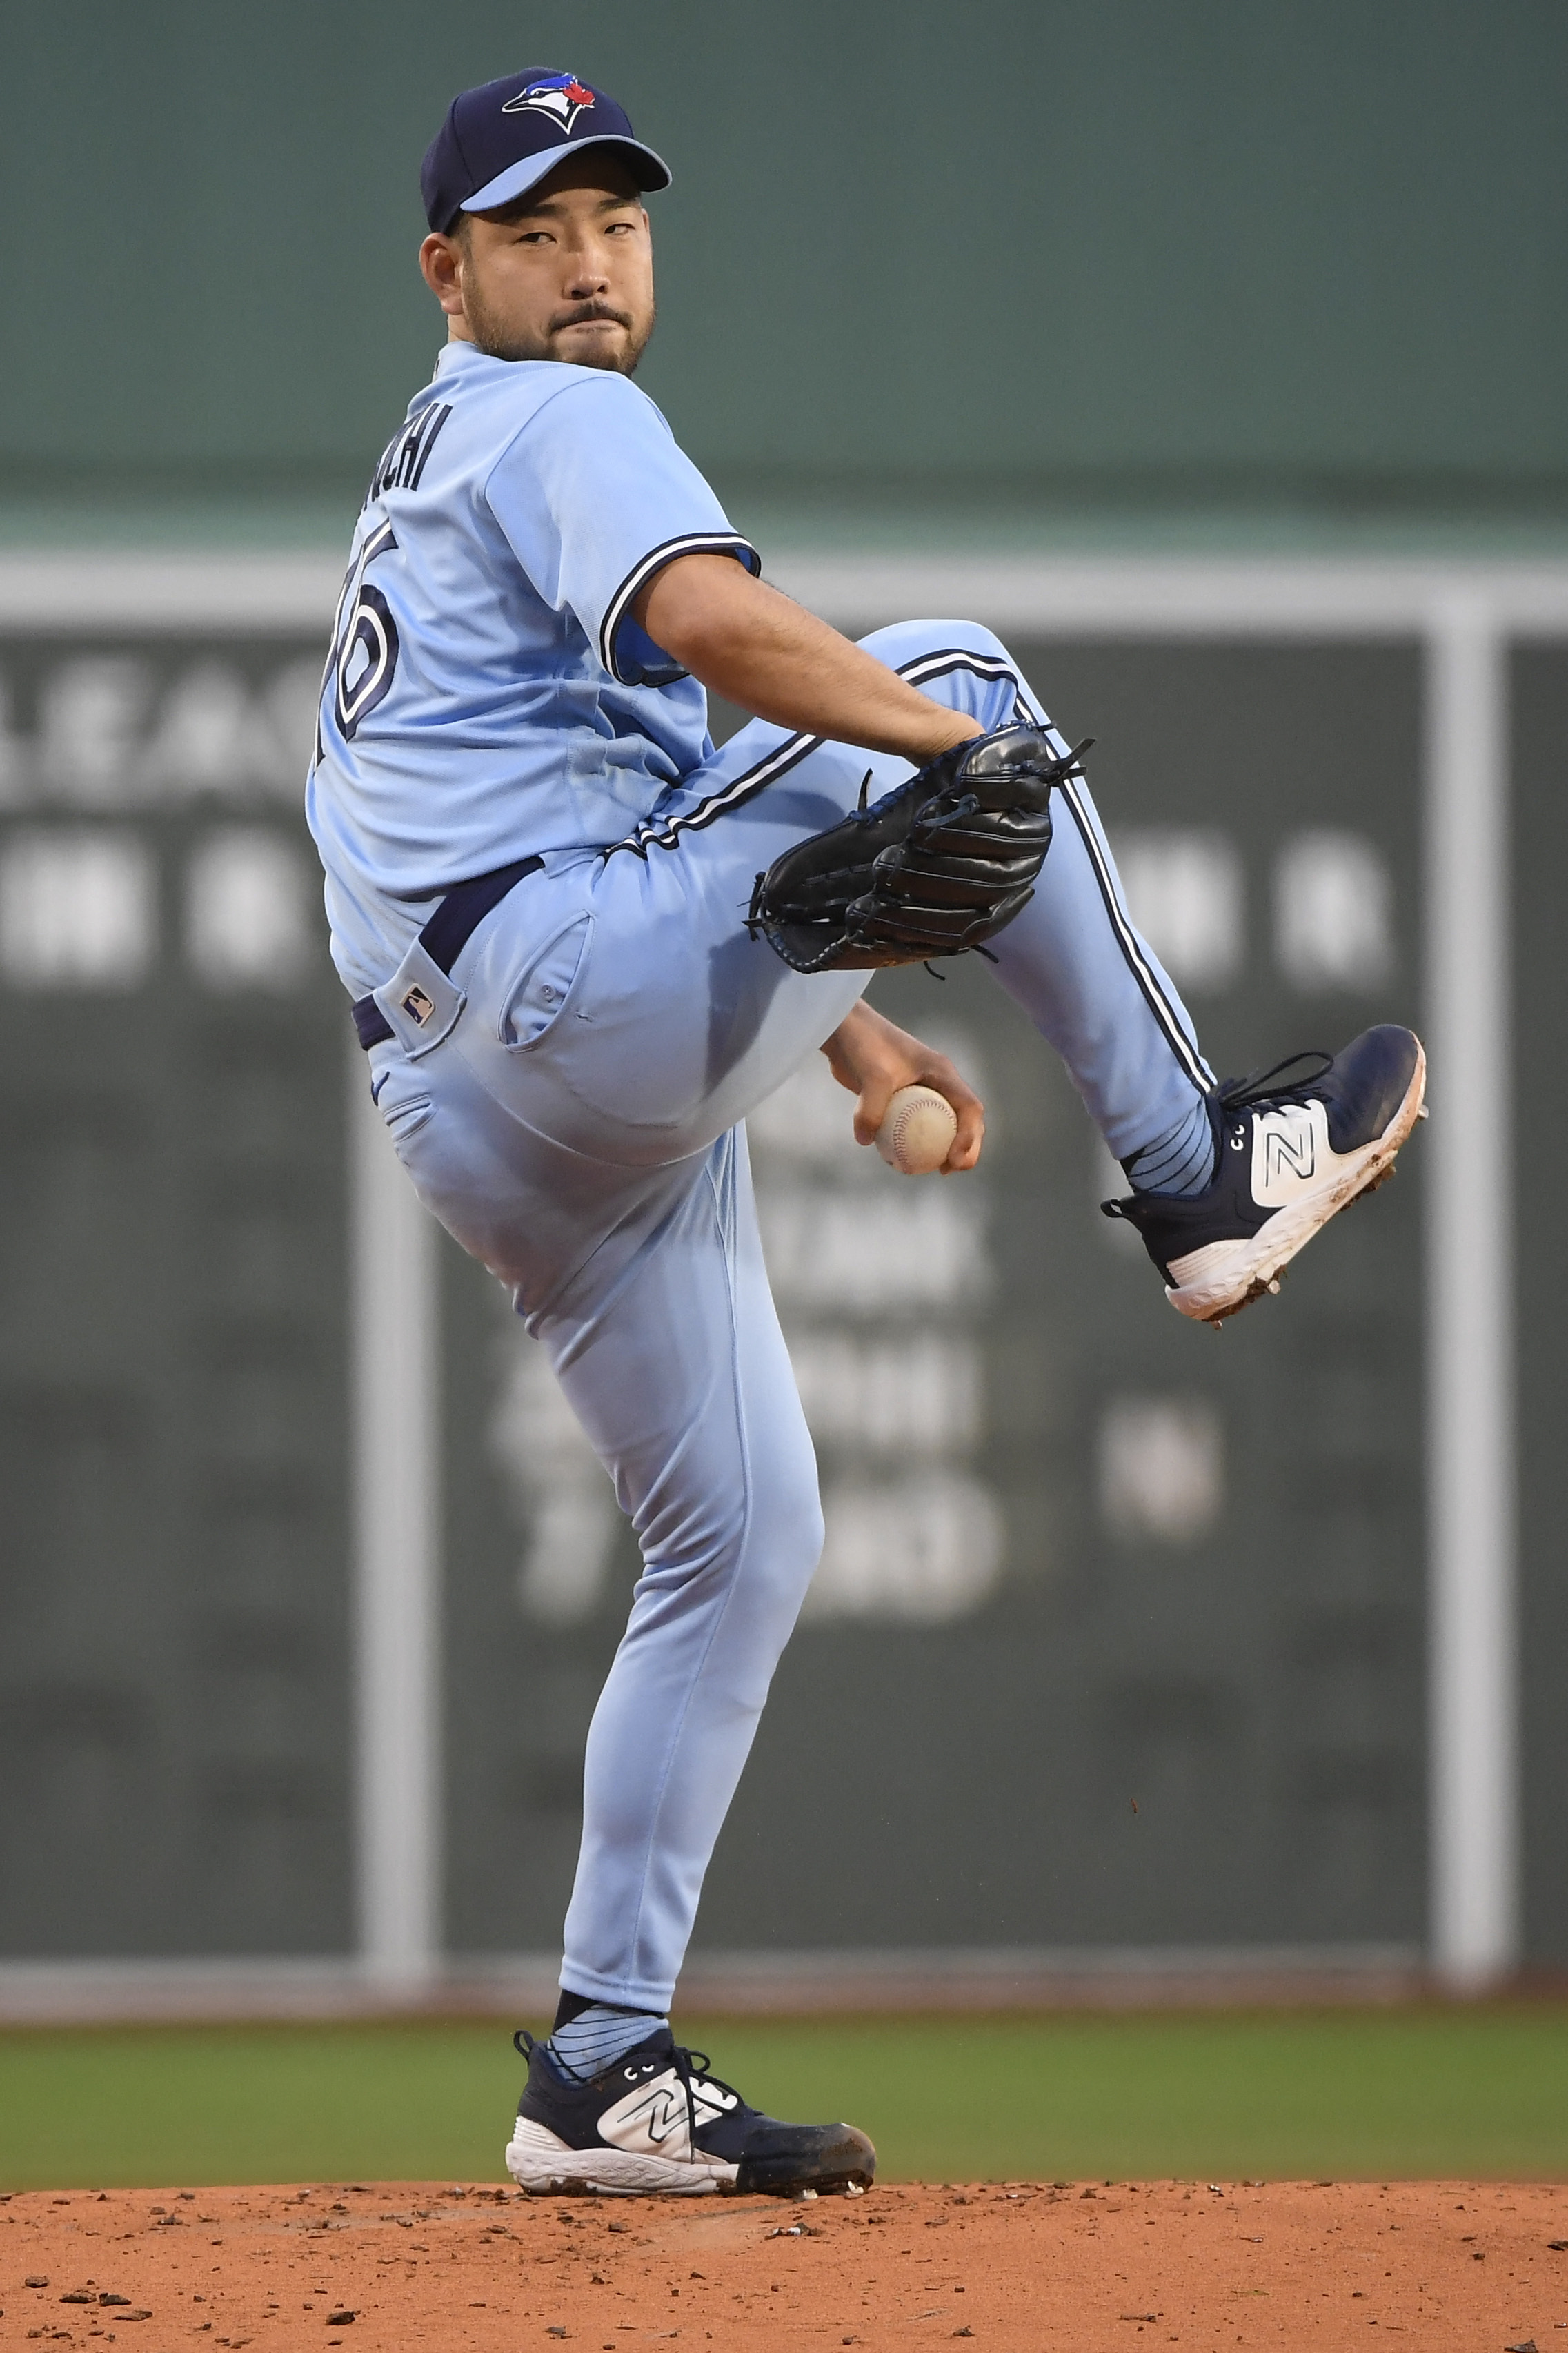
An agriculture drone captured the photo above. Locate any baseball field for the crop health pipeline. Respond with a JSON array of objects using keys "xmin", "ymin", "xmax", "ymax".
[
  {"xmin": 6, "ymin": 2007, "xmax": 1568, "ymax": 2188},
  {"xmin": 4, "ymin": 2007, "xmax": 1568, "ymax": 2350}
]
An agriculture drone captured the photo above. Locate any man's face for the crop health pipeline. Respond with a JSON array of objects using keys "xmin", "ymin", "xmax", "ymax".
[{"xmin": 420, "ymin": 152, "xmax": 655, "ymax": 373}]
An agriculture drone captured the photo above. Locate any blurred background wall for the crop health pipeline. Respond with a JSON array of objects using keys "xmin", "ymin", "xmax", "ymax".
[
  {"xmin": 3, "ymin": 0, "xmax": 1565, "ymax": 549},
  {"xmin": 1, "ymin": 1, "xmax": 1565, "ymax": 2012}
]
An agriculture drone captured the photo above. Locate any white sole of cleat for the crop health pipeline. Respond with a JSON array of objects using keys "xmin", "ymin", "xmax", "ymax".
[
  {"xmin": 504, "ymin": 2116, "xmax": 738, "ymax": 2196},
  {"xmin": 1164, "ymin": 1041, "xmax": 1427, "ymax": 1326}
]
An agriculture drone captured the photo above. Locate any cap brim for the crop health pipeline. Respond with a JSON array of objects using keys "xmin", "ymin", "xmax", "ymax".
[{"xmin": 462, "ymin": 135, "xmax": 671, "ymax": 219}]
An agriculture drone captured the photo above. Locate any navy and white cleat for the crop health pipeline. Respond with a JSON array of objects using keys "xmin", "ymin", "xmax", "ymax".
[
  {"xmin": 504, "ymin": 2027, "xmax": 877, "ymax": 2198},
  {"xmin": 1103, "ymin": 1024, "xmax": 1427, "ymax": 1326}
]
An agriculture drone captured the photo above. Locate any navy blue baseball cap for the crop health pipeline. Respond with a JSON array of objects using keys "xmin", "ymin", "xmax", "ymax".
[{"xmin": 421, "ymin": 68, "xmax": 671, "ymax": 233}]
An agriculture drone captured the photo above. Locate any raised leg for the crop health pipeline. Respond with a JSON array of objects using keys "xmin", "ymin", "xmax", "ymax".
[{"xmin": 777, "ymin": 616, "xmax": 1215, "ymax": 1165}]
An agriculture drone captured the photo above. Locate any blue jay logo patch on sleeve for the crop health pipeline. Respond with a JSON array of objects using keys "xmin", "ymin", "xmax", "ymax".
[{"xmin": 502, "ymin": 74, "xmax": 597, "ymax": 134}]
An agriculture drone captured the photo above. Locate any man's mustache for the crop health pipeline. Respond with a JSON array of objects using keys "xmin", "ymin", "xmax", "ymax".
[{"xmin": 550, "ymin": 303, "xmax": 633, "ymax": 334}]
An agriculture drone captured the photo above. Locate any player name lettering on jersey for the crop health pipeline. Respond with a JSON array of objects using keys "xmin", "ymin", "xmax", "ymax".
[{"xmin": 364, "ymin": 402, "xmax": 453, "ymax": 510}]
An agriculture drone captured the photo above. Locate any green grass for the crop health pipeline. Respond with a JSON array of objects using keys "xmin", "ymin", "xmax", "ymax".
[{"xmin": 2, "ymin": 2009, "xmax": 1567, "ymax": 2191}]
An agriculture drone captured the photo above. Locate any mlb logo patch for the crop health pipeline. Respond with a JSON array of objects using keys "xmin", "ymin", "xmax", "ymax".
[
  {"xmin": 401, "ymin": 984, "xmax": 436, "ymax": 1027},
  {"xmin": 503, "ymin": 73, "xmax": 597, "ymax": 133}
]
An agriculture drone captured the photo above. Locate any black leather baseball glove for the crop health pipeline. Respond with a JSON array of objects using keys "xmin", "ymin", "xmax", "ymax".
[{"xmin": 746, "ymin": 723, "xmax": 1089, "ymax": 973}]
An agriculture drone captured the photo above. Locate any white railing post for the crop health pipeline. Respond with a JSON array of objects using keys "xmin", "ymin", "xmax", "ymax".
[
  {"xmin": 1424, "ymin": 602, "xmax": 1518, "ymax": 1987},
  {"xmin": 350, "ymin": 1052, "xmax": 442, "ymax": 1993}
]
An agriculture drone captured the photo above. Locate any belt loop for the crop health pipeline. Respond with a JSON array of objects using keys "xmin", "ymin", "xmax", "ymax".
[
  {"xmin": 370, "ymin": 938, "xmax": 466, "ymax": 1061},
  {"xmin": 351, "ymin": 852, "xmax": 544, "ymax": 1052}
]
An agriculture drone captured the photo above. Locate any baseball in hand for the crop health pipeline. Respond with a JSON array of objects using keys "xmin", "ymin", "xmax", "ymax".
[{"xmin": 875, "ymin": 1083, "xmax": 959, "ymax": 1174}]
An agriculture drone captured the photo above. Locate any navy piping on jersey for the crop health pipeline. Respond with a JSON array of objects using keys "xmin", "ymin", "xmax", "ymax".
[
  {"xmin": 608, "ymin": 643, "xmax": 1213, "ymax": 1096},
  {"xmin": 611, "ymin": 727, "xmax": 826, "ymax": 856},
  {"xmin": 1052, "ymin": 773, "xmax": 1214, "ymax": 1093},
  {"xmin": 609, "ymin": 649, "xmax": 1024, "ymax": 857},
  {"xmin": 599, "ymin": 532, "xmax": 761, "ymax": 685},
  {"xmin": 976, "ymin": 656, "xmax": 1216, "ymax": 1096}
]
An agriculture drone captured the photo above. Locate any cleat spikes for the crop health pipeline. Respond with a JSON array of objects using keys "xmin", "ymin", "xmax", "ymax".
[{"xmin": 507, "ymin": 2025, "xmax": 875, "ymax": 2200}]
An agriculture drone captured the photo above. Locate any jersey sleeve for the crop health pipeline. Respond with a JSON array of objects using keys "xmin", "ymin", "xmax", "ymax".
[{"xmin": 484, "ymin": 373, "xmax": 760, "ymax": 687}]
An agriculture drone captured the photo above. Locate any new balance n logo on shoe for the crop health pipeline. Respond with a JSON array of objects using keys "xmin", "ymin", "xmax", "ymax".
[
  {"xmin": 597, "ymin": 2065, "xmax": 739, "ymax": 2160},
  {"xmin": 1252, "ymin": 1100, "xmax": 1326, "ymax": 1204},
  {"xmin": 601, "ymin": 2074, "xmax": 691, "ymax": 2155}
]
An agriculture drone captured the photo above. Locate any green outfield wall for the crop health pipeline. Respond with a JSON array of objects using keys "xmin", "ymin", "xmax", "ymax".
[{"xmin": 4, "ymin": 0, "xmax": 1565, "ymax": 537}]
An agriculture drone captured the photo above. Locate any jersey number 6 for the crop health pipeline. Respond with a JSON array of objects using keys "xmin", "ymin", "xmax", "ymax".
[{"xmin": 328, "ymin": 519, "xmax": 401, "ymax": 745}]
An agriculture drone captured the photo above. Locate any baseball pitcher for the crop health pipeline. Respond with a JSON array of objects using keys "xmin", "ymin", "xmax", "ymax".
[{"xmin": 306, "ymin": 66, "xmax": 1425, "ymax": 2197}]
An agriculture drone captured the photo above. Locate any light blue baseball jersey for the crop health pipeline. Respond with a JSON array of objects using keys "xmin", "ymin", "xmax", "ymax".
[{"xmin": 306, "ymin": 339, "xmax": 758, "ymax": 995}]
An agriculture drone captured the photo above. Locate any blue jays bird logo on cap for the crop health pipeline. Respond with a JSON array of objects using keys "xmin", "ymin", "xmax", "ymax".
[{"xmin": 503, "ymin": 72, "xmax": 597, "ymax": 134}]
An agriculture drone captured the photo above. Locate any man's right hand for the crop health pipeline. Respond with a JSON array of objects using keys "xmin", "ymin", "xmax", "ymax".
[{"xmin": 820, "ymin": 1000, "xmax": 984, "ymax": 1174}]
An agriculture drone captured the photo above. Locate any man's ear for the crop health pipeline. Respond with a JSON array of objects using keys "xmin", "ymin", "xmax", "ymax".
[{"xmin": 419, "ymin": 233, "xmax": 466, "ymax": 319}]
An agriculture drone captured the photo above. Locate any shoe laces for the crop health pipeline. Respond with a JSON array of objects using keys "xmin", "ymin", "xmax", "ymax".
[
  {"xmin": 667, "ymin": 2045, "xmax": 744, "ymax": 2139},
  {"xmin": 514, "ymin": 2027, "xmax": 744, "ymax": 2131},
  {"xmin": 1216, "ymin": 1048, "xmax": 1331, "ymax": 1119}
]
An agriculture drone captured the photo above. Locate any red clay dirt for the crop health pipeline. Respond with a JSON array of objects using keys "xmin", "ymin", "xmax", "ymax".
[{"xmin": 3, "ymin": 2178, "xmax": 1567, "ymax": 2352}]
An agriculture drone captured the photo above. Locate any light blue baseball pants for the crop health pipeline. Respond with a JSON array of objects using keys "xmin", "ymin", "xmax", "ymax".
[{"xmin": 364, "ymin": 619, "xmax": 1211, "ymax": 2010}]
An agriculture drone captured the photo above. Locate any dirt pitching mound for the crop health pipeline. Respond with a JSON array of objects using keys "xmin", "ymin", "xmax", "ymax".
[{"xmin": 4, "ymin": 2177, "xmax": 1567, "ymax": 2350}]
